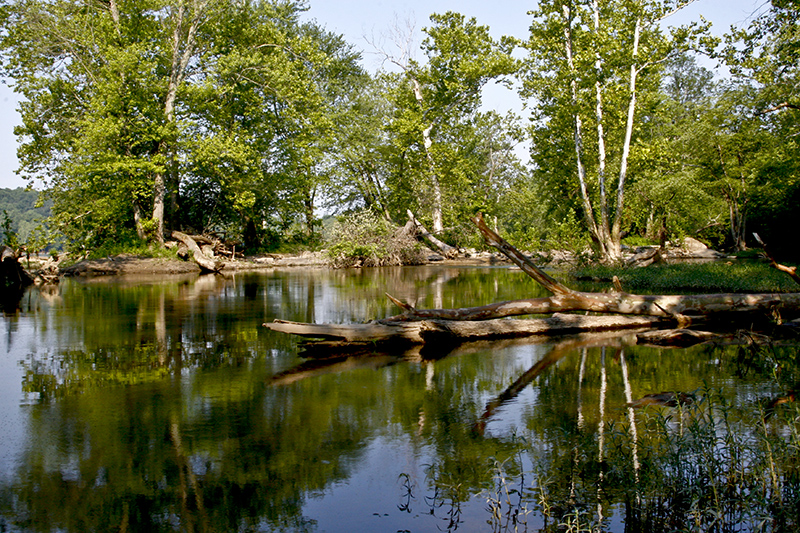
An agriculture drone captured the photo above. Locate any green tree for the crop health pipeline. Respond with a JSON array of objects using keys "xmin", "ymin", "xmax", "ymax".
[
  {"xmin": 377, "ymin": 12, "xmax": 518, "ymax": 233},
  {"xmin": 626, "ymin": 53, "xmax": 726, "ymax": 247},
  {"xmin": 1, "ymin": 0, "xmax": 361, "ymax": 252},
  {"xmin": 721, "ymin": 0, "xmax": 800, "ymax": 258},
  {"xmin": 521, "ymin": 0, "xmax": 712, "ymax": 261}
]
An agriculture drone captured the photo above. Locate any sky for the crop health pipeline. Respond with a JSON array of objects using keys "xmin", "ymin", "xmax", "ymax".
[{"xmin": 0, "ymin": 0, "xmax": 770, "ymax": 189}]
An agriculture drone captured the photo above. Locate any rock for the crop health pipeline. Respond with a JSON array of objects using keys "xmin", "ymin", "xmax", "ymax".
[
  {"xmin": 627, "ymin": 247, "xmax": 663, "ymax": 268},
  {"xmin": 681, "ymin": 237, "xmax": 708, "ymax": 253}
]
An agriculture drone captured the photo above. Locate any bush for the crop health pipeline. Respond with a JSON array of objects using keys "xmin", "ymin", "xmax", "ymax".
[{"xmin": 325, "ymin": 210, "xmax": 426, "ymax": 268}]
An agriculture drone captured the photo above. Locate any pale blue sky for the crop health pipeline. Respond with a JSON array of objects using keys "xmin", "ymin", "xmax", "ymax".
[{"xmin": 0, "ymin": 0, "xmax": 769, "ymax": 189}]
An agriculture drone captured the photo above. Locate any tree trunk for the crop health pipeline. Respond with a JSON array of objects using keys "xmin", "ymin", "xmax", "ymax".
[
  {"xmin": 609, "ymin": 16, "xmax": 642, "ymax": 262},
  {"xmin": 562, "ymin": 4, "xmax": 602, "ymax": 254},
  {"xmin": 152, "ymin": 0, "xmax": 207, "ymax": 243},
  {"xmin": 265, "ymin": 314, "xmax": 664, "ymax": 347},
  {"xmin": 133, "ymin": 201, "xmax": 146, "ymax": 240},
  {"xmin": 411, "ymin": 77, "xmax": 444, "ymax": 234}
]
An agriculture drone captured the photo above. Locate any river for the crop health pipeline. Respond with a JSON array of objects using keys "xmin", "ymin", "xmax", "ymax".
[{"xmin": 1, "ymin": 266, "xmax": 798, "ymax": 532}]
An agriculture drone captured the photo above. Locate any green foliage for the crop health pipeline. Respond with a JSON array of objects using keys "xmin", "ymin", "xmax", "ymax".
[
  {"xmin": 0, "ymin": 187, "xmax": 51, "ymax": 244},
  {"xmin": 521, "ymin": 0, "xmax": 714, "ymax": 260},
  {"xmin": 0, "ymin": 2, "xmax": 796, "ymax": 261},
  {"xmin": 87, "ymin": 238, "xmax": 179, "ymax": 261},
  {"xmin": 325, "ymin": 209, "xmax": 426, "ymax": 268},
  {"xmin": 0, "ymin": 0, "xmax": 364, "ymax": 250},
  {"xmin": 1, "ymin": 210, "xmax": 19, "ymax": 250}
]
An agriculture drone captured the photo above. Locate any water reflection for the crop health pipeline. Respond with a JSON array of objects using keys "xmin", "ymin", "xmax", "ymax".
[{"xmin": 0, "ymin": 267, "xmax": 798, "ymax": 532}]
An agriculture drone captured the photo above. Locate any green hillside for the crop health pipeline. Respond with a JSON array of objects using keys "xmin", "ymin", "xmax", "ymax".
[{"xmin": 0, "ymin": 187, "xmax": 51, "ymax": 245}]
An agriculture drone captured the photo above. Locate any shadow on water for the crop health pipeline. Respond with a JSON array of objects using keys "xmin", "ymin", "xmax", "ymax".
[{"xmin": 0, "ymin": 267, "xmax": 799, "ymax": 532}]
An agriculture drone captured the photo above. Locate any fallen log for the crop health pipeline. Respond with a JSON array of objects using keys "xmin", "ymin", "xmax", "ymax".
[
  {"xmin": 171, "ymin": 231, "xmax": 223, "ymax": 273},
  {"xmin": 407, "ymin": 210, "xmax": 458, "ymax": 258},
  {"xmin": 264, "ymin": 313, "xmax": 665, "ymax": 348},
  {"xmin": 754, "ymin": 232, "xmax": 800, "ymax": 285},
  {"xmin": 265, "ymin": 215, "xmax": 800, "ymax": 350},
  {"xmin": 635, "ymin": 328, "xmax": 720, "ymax": 347}
]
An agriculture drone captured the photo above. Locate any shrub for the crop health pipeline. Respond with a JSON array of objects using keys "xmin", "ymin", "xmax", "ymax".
[{"xmin": 325, "ymin": 210, "xmax": 426, "ymax": 268}]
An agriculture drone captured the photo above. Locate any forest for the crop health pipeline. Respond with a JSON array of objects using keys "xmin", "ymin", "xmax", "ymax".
[{"xmin": 0, "ymin": 0, "xmax": 797, "ymax": 262}]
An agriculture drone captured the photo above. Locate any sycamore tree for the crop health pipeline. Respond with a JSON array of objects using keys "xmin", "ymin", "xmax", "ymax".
[
  {"xmin": 376, "ymin": 12, "xmax": 518, "ymax": 234},
  {"xmin": 1, "ymin": 0, "xmax": 222, "ymax": 245},
  {"xmin": 521, "ymin": 0, "xmax": 712, "ymax": 261},
  {"xmin": 180, "ymin": 16, "xmax": 364, "ymax": 246},
  {"xmin": 0, "ymin": 0, "xmax": 359, "ymax": 251}
]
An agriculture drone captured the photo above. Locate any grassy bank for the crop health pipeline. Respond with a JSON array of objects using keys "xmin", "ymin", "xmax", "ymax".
[{"xmin": 570, "ymin": 260, "xmax": 800, "ymax": 293}]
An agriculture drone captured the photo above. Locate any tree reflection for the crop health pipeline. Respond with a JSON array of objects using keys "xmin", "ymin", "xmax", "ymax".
[{"xmin": 2, "ymin": 269, "xmax": 800, "ymax": 532}]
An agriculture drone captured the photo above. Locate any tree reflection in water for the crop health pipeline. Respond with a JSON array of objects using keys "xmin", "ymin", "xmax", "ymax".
[{"xmin": 0, "ymin": 268, "xmax": 798, "ymax": 532}]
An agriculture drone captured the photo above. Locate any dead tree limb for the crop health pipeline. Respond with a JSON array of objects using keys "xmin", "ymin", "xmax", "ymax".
[
  {"xmin": 407, "ymin": 210, "xmax": 458, "ymax": 258},
  {"xmin": 171, "ymin": 231, "xmax": 223, "ymax": 273},
  {"xmin": 380, "ymin": 215, "xmax": 800, "ymax": 322},
  {"xmin": 264, "ymin": 215, "xmax": 800, "ymax": 350},
  {"xmin": 754, "ymin": 232, "xmax": 800, "ymax": 285},
  {"xmin": 264, "ymin": 313, "xmax": 665, "ymax": 348}
]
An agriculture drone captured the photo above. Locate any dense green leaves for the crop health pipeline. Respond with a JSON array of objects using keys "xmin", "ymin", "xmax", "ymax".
[{"xmin": 0, "ymin": 1, "xmax": 797, "ymax": 258}]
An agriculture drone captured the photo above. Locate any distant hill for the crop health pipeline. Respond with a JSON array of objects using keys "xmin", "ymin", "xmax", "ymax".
[{"xmin": 0, "ymin": 187, "xmax": 51, "ymax": 244}]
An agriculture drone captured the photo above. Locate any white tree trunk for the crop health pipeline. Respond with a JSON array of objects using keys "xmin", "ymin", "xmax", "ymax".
[
  {"xmin": 593, "ymin": 0, "xmax": 611, "ymax": 250},
  {"xmin": 610, "ymin": 17, "xmax": 642, "ymax": 261},
  {"xmin": 152, "ymin": 0, "xmax": 206, "ymax": 243},
  {"xmin": 411, "ymin": 78, "xmax": 444, "ymax": 233},
  {"xmin": 562, "ymin": 4, "xmax": 602, "ymax": 252}
]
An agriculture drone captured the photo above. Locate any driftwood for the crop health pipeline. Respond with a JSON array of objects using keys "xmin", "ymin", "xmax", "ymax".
[
  {"xmin": 406, "ymin": 210, "xmax": 458, "ymax": 258},
  {"xmin": 380, "ymin": 215, "xmax": 800, "ymax": 324},
  {"xmin": 33, "ymin": 253, "xmax": 66, "ymax": 285},
  {"xmin": 264, "ymin": 313, "xmax": 665, "ymax": 350},
  {"xmin": 171, "ymin": 231, "xmax": 223, "ymax": 273},
  {"xmin": 635, "ymin": 328, "xmax": 720, "ymax": 347},
  {"xmin": 754, "ymin": 232, "xmax": 800, "ymax": 285}
]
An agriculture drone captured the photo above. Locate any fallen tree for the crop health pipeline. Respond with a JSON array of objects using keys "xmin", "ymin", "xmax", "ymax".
[
  {"xmin": 266, "ymin": 313, "xmax": 664, "ymax": 351},
  {"xmin": 378, "ymin": 216, "xmax": 800, "ymax": 324},
  {"xmin": 264, "ymin": 215, "xmax": 800, "ymax": 349},
  {"xmin": 406, "ymin": 210, "xmax": 458, "ymax": 258},
  {"xmin": 171, "ymin": 231, "xmax": 223, "ymax": 273}
]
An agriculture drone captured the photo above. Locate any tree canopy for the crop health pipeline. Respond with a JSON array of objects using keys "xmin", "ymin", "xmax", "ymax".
[{"xmin": 0, "ymin": 0, "xmax": 796, "ymax": 260}]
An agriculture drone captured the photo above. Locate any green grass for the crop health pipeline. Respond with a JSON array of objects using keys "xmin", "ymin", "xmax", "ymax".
[
  {"xmin": 570, "ymin": 260, "xmax": 800, "ymax": 293},
  {"xmin": 86, "ymin": 241, "xmax": 179, "ymax": 260}
]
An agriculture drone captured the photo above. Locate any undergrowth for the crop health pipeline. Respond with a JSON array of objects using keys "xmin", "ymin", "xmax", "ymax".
[{"xmin": 325, "ymin": 210, "xmax": 427, "ymax": 268}]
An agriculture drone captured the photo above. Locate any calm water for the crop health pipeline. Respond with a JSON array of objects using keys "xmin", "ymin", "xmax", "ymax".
[{"xmin": 0, "ymin": 266, "xmax": 796, "ymax": 532}]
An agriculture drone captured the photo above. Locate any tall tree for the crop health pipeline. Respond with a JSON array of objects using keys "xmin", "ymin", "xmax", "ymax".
[
  {"xmin": 521, "ymin": 0, "xmax": 712, "ymax": 261},
  {"xmin": 376, "ymin": 12, "xmax": 518, "ymax": 233},
  {"xmin": 721, "ymin": 0, "xmax": 800, "ymax": 257},
  {"xmin": 1, "ymin": 0, "xmax": 356, "ymax": 250}
]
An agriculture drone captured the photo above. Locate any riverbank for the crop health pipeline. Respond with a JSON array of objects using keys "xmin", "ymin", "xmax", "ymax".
[{"xmin": 54, "ymin": 238, "xmax": 732, "ymax": 277}]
